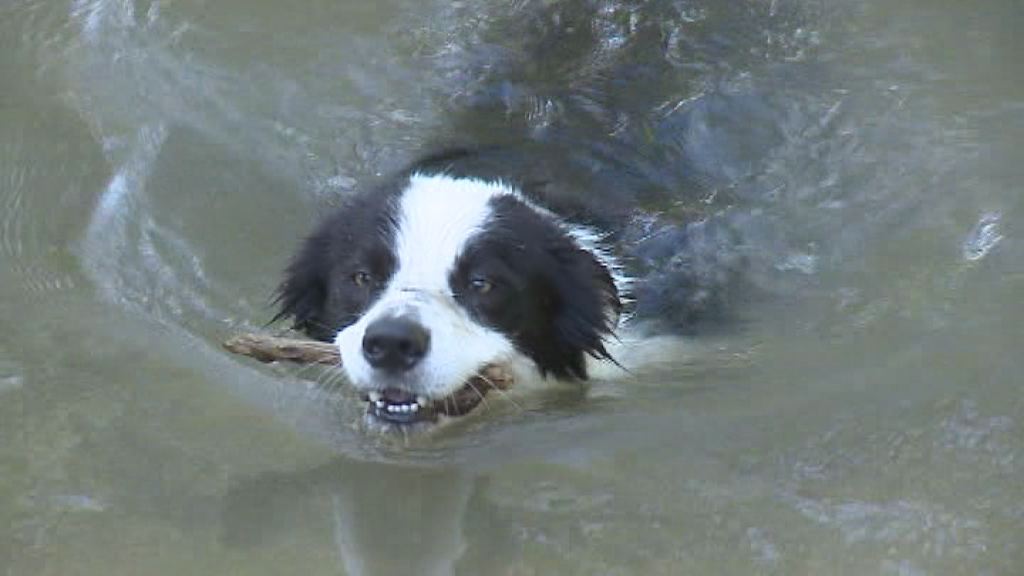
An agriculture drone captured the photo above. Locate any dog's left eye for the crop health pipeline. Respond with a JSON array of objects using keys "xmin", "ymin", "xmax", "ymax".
[{"xmin": 469, "ymin": 276, "xmax": 494, "ymax": 294}]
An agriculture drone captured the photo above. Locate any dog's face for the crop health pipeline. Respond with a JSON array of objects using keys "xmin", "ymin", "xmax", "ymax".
[{"xmin": 276, "ymin": 174, "xmax": 621, "ymax": 431}]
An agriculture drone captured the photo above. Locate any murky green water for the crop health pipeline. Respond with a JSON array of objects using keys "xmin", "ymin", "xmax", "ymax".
[{"xmin": 2, "ymin": 0, "xmax": 1022, "ymax": 574}]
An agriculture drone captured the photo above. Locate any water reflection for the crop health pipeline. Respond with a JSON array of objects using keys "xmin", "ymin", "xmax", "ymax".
[{"xmin": 224, "ymin": 459, "xmax": 474, "ymax": 575}]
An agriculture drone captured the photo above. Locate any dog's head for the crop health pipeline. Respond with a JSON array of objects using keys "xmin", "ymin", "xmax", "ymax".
[{"xmin": 276, "ymin": 173, "xmax": 623, "ymax": 431}]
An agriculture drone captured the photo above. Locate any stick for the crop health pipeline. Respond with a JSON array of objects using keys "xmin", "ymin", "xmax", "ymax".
[
  {"xmin": 223, "ymin": 332, "xmax": 514, "ymax": 389},
  {"xmin": 223, "ymin": 333, "xmax": 340, "ymax": 365}
]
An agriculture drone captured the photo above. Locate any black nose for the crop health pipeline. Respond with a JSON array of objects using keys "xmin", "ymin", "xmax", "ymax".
[{"xmin": 361, "ymin": 316, "xmax": 430, "ymax": 371}]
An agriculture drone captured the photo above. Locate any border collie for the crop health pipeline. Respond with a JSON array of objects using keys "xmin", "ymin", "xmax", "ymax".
[{"xmin": 274, "ymin": 147, "xmax": 718, "ymax": 432}]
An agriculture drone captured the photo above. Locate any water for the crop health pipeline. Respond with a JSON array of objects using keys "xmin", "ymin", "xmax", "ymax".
[{"xmin": 2, "ymin": 0, "xmax": 1022, "ymax": 573}]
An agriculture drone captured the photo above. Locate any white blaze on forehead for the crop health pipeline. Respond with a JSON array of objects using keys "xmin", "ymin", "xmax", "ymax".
[
  {"xmin": 390, "ymin": 173, "xmax": 513, "ymax": 288},
  {"xmin": 335, "ymin": 173, "xmax": 531, "ymax": 398}
]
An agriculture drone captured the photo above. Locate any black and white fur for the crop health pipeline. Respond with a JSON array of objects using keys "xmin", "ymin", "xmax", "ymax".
[{"xmin": 273, "ymin": 148, "xmax": 688, "ymax": 431}]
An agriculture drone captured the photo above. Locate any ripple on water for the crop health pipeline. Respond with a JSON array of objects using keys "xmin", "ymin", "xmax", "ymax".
[
  {"xmin": 962, "ymin": 212, "xmax": 1003, "ymax": 262},
  {"xmin": 0, "ymin": 359, "xmax": 24, "ymax": 394},
  {"xmin": 0, "ymin": 158, "xmax": 27, "ymax": 260},
  {"xmin": 0, "ymin": 133, "xmax": 82, "ymax": 296},
  {"xmin": 785, "ymin": 494, "xmax": 988, "ymax": 559},
  {"xmin": 80, "ymin": 124, "xmax": 167, "ymax": 306}
]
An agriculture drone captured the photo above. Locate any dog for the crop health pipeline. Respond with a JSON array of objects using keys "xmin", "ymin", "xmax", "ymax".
[{"xmin": 271, "ymin": 144, "xmax": 740, "ymax": 432}]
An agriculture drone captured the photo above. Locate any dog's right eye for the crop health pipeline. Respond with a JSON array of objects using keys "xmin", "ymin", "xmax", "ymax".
[
  {"xmin": 469, "ymin": 276, "xmax": 494, "ymax": 295},
  {"xmin": 352, "ymin": 271, "xmax": 371, "ymax": 287}
]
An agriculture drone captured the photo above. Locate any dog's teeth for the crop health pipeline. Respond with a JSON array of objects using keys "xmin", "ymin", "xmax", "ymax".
[
  {"xmin": 374, "ymin": 400, "xmax": 423, "ymax": 416},
  {"xmin": 368, "ymin": 391, "xmax": 381, "ymax": 402}
]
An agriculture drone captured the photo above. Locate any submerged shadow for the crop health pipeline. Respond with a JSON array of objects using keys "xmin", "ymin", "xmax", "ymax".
[{"xmin": 221, "ymin": 457, "xmax": 481, "ymax": 575}]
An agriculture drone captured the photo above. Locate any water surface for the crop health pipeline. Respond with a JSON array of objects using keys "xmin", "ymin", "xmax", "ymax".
[{"xmin": 2, "ymin": 0, "xmax": 1022, "ymax": 574}]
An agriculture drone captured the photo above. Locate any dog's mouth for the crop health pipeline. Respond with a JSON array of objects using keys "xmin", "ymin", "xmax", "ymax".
[{"xmin": 359, "ymin": 365, "xmax": 513, "ymax": 427}]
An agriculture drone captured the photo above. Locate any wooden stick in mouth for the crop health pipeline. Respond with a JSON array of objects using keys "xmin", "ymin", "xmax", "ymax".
[
  {"xmin": 223, "ymin": 333, "xmax": 340, "ymax": 365},
  {"xmin": 222, "ymin": 332, "xmax": 514, "ymax": 390}
]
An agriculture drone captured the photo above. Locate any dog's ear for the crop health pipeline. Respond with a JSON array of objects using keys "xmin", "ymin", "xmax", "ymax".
[
  {"xmin": 548, "ymin": 244, "xmax": 622, "ymax": 379},
  {"xmin": 272, "ymin": 187, "xmax": 399, "ymax": 342},
  {"xmin": 272, "ymin": 230, "xmax": 331, "ymax": 341}
]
